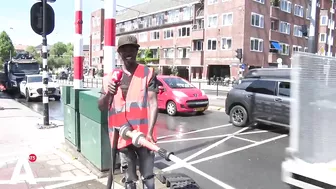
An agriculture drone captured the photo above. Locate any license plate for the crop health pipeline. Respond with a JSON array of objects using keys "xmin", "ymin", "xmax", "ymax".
[{"xmin": 194, "ymin": 107, "xmax": 204, "ymax": 111}]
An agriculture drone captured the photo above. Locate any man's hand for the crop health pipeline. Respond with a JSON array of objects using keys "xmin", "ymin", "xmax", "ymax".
[
  {"xmin": 147, "ymin": 132, "xmax": 157, "ymax": 144},
  {"xmin": 107, "ymin": 81, "xmax": 118, "ymax": 95}
]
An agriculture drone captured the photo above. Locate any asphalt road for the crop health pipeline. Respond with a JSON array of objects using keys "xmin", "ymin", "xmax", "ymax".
[{"xmin": 16, "ymin": 99, "xmax": 290, "ymax": 189}]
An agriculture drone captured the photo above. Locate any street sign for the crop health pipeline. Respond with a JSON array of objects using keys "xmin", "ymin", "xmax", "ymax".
[
  {"xmin": 240, "ymin": 63, "xmax": 246, "ymax": 70},
  {"xmin": 30, "ymin": 2, "xmax": 55, "ymax": 36}
]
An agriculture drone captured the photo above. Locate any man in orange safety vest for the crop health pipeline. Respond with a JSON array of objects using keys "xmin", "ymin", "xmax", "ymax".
[{"xmin": 98, "ymin": 35, "xmax": 159, "ymax": 189}]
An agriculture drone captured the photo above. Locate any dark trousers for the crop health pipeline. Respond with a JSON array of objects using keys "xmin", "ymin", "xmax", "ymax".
[{"xmin": 120, "ymin": 145, "xmax": 155, "ymax": 189}]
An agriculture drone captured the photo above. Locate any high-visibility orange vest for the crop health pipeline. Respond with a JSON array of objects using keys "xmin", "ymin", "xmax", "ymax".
[{"xmin": 103, "ymin": 64, "xmax": 156, "ymax": 149}]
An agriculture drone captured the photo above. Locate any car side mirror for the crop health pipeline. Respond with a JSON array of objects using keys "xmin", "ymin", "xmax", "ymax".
[{"xmin": 158, "ymin": 86, "xmax": 164, "ymax": 93}]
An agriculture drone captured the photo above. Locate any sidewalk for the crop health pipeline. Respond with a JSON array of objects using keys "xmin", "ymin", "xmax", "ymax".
[{"xmin": 0, "ymin": 92, "xmax": 166, "ymax": 189}]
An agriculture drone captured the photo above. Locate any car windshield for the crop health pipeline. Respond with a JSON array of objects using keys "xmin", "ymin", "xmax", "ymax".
[
  {"xmin": 162, "ymin": 77, "xmax": 194, "ymax": 89},
  {"xmin": 10, "ymin": 63, "xmax": 39, "ymax": 72},
  {"xmin": 28, "ymin": 76, "xmax": 53, "ymax": 83}
]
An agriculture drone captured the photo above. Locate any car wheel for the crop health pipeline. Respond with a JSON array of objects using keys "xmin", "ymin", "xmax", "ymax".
[
  {"xmin": 166, "ymin": 101, "xmax": 177, "ymax": 116},
  {"xmin": 229, "ymin": 105, "xmax": 248, "ymax": 127},
  {"xmin": 25, "ymin": 89, "xmax": 31, "ymax": 102},
  {"xmin": 54, "ymin": 96, "xmax": 61, "ymax": 101}
]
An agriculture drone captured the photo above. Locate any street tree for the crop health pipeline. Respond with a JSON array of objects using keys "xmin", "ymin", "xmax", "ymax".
[
  {"xmin": 25, "ymin": 46, "xmax": 39, "ymax": 58},
  {"xmin": 50, "ymin": 42, "xmax": 67, "ymax": 57},
  {"xmin": 0, "ymin": 31, "xmax": 15, "ymax": 61}
]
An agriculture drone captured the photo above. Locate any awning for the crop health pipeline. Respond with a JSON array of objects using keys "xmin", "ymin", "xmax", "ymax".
[{"xmin": 271, "ymin": 41, "xmax": 281, "ymax": 50}]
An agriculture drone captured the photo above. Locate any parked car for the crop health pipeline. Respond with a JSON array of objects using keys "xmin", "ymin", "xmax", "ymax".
[
  {"xmin": 157, "ymin": 75, "xmax": 209, "ymax": 116},
  {"xmin": 225, "ymin": 68, "xmax": 291, "ymax": 127},
  {"xmin": 19, "ymin": 75, "xmax": 61, "ymax": 102}
]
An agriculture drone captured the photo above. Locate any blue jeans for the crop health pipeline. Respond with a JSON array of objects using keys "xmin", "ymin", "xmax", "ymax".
[{"xmin": 119, "ymin": 145, "xmax": 155, "ymax": 189}]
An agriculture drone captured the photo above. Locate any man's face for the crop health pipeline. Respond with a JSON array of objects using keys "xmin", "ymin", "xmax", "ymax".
[{"xmin": 117, "ymin": 45, "xmax": 138, "ymax": 66}]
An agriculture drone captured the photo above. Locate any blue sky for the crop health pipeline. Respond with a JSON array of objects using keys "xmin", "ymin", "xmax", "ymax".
[{"xmin": 0, "ymin": 0, "xmax": 145, "ymax": 46}]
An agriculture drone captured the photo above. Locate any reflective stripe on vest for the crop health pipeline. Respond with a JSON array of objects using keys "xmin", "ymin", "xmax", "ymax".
[{"xmin": 103, "ymin": 64, "xmax": 154, "ymax": 149}]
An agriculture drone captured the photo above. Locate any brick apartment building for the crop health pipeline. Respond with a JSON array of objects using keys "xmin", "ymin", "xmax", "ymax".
[
  {"xmin": 91, "ymin": 0, "xmax": 334, "ymax": 80},
  {"xmin": 90, "ymin": 9, "xmax": 105, "ymax": 68}
]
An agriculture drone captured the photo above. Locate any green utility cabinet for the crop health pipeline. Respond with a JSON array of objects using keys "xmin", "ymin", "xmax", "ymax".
[
  {"xmin": 79, "ymin": 114, "xmax": 111, "ymax": 171},
  {"xmin": 78, "ymin": 90, "xmax": 108, "ymax": 124},
  {"xmin": 61, "ymin": 85, "xmax": 72, "ymax": 105},
  {"xmin": 64, "ymin": 105, "xmax": 80, "ymax": 148},
  {"xmin": 69, "ymin": 88, "xmax": 90, "ymax": 110}
]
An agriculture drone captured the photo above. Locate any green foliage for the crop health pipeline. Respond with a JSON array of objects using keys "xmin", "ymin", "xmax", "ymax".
[
  {"xmin": 271, "ymin": 0, "xmax": 280, "ymax": 6},
  {"xmin": 50, "ymin": 42, "xmax": 68, "ymax": 57},
  {"xmin": 136, "ymin": 48, "xmax": 159, "ymax": 64},
  {"xmin": 0, "ymin": 31, "xmax": 15, "ymax": 60},
  {"xmin": 25, "ymin": 45, "xmax": 39, "ymax": 58}
]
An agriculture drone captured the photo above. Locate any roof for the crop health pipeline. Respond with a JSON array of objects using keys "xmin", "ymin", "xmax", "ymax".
[
  {"xmin": 14, "ymin": 44, "xmax": 28, "ymax": 51},
  {"xmin": 244, "ymin": 68, "xmax": 291, "ymax": 79},
  {"xmin": 116, "ymin": 0, "xmax": 200, "ymax": 22}
]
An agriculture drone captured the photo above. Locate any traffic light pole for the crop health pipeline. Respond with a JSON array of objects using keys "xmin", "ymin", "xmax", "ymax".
[{"xmin": 41, "ymin": 0, "xmax": 50, "ymax": 126}]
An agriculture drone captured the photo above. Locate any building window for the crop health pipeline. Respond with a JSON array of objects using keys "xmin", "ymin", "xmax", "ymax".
[
  {"xmin": 221, "ymin": 37, "xmax": 232, "ymax": 50},
  {"xmin": 320, "ymin": 16, "xmax": 328, "ymax": 26},
  {"xmin": 163, "ymin": 48, "xmax": 174, "ymax": 58},
  {"xmin": 293, "ymin": 25, "xmax": 302, "ymax": 37},
  {"xmin": 167, "ymin": 10, "xmax": 180, "ymax": 23},
  {"xmin": 292, "ymin": 45, "xmax": 302, "ymax": 52},
  {"xmin": 208, "ymin": 15, "xmax": 218, "ymax": 28},
  {"xmin": 294, "ymin": 4, "xmax": 304, "ymax": 17},
  {"xmin": 139, "ymin": 32, "xmax": 147, "ymax": 42},
  {"xmin": 251, "ymin": 13, "xmax": 264, "ymax": 28},
  {"xmin": 280, "ymin": 43, "xmax": 290, "ymax": 55},
  {"xmin": 208, "ymin": 0, "xmax": 218, "ymax": 5},
  {"xmin": 253, "ymin": 0, "xmax": 265, "ymax": 4},
  {"xmin": 154, "ymin": 13, "xmax": 164, "ymax": 26},
  {"xmin": 207, "ymin": 39, "xmax": 217, "ymax": 50},
  {"xmin": 193, "ymin": 40, "xmax": 203, "ymax": 51},
  {"xmin": 164, "ymin": 29, "xmax": 174, "ymax": 39},
  {"xmin": 178, "ymin": 27, "xmax": 190, "ymax": 37},
  {"xmin": 250, "ymin": 38, "xmax": 263, "ymax": 52},
  {"xmin": 222, "ymin": 13, "xmax": 233, "ymax": 26},
  {"xmin": 178, "ymin": 48, "xmax": 190, "ymax": 58},
  {"xmin": 319, "ymin": 33, "xmax": 327, "ymax": 43},
  {"xmin": 304, "ymin": 47, "xmax": 308, "ymax": 52},
  {"xmin": 182, "ymin": 7, "xmax": 191, "ymax": 20},
  {"xmin": 280, "ymin": 0, "xmax": 292, "ymax": 13},
  {"xmin": 279, "ymin": 21, "xmax": 291, "ymax": 34},
  {"xmin": 150, "ymin": 31, "xmax": 160, "ymax": 40},
  {"xmin": 306, "ymin": 8, "xmax": 310, "ymax": 19}
]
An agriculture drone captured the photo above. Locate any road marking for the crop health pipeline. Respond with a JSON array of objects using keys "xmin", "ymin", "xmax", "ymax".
[
  {"xmin": 231, "ymin": 136, "xmax": 257, "ymax": 143},
  {"xmin": 237, "ymin": 130, "xmax": 269, "ymax": 135},
  {"xmin": 158, "ymin": 133, "xmax": 232, "ymax": 144},
  {"xmin": 0, "ymin": 176, "xmax": 97, "ymax": 184},
  {"xmin": 158, "ymin": 124, "xmax": 232, "ymax": 140},
  {"xmin": 165, "ymin": 134, "xmax": 288, "ymax": 171},
  {"xmin": 163, "ymin": 127, "xmax": 249, "ymax": 172},
  {"xmin": 169, "ymin": 155, "xmax": 235, "ymax": 189}
]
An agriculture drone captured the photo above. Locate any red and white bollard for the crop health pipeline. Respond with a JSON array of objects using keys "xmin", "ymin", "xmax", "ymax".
[
  {"xmin": 103, "ymin": 0, "xmax": 117, "ymax": 75},
  {"xmin": 74, "ymin": 0, "xmax": 84, "ymax": 89}
]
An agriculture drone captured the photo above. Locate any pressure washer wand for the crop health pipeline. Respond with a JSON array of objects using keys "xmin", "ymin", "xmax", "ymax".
[{"xmin": 106, "ymin": 127, "xmax": 119, "ymax": 189}]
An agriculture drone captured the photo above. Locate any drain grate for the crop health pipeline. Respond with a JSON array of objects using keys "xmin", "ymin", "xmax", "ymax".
[{"xmin": 156, "ymin": 172, "xmax": 200, "ymax": 189}]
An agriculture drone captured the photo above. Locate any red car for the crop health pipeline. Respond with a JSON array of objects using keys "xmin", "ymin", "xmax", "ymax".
[{"xmin": 156, "ymin": 75, "xmax": 209, "ymax": 116}]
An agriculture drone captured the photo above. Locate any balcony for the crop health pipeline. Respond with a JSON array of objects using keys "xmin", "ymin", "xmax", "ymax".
[
  {"xmin": 191, "ymin": 26, "xmax": 204, "ymax": 40},
  {"xmin": 189, "ymin": 51, "xmax": 203, "ymax": 65},
  {"xmin": 269, "ymin": 29, "xmax": 292, "ymax": 44},
  {"xmin": 174, "ymin": 58, "xmax": 191, "ymax": 65},
  {"xmin": 159, "ymin": 58, "xmax": 174, "ymax": 65},
  {"xmin": 268, "ymin": 52, "xmax": 288, "ymax": 63}
]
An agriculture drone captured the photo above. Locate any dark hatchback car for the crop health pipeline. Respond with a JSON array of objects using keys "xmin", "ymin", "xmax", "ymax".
[{"xmin": 225, "ymin": 68, "xmax": 291, "ymax": 127}]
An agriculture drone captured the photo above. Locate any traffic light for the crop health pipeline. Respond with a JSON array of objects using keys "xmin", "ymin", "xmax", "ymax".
[{"xmin": 236, "ymin": 48, "xmax": 243, "ymax": 61}]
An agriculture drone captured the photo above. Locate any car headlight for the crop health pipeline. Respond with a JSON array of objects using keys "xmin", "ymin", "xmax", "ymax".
[
  {"xmin": 172, "ymin": 91, "xmax": 187, "ymax": 98},
  {"xmin": 201, "ymin": 90, "xmax": 205, "ymax": 96}
]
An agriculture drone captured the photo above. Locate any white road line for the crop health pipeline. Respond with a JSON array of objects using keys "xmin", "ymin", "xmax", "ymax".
[
  {"xmin": 164, "ymin": 134, "xmax": 288, "ymax": 171},
  {"xmin": 0, "ymin": 176, "xmax": 97, "ymax": 185},
  {"xmin": 158, "ymin": 124, "xmax": 232, "ymax": 140},
  {"xmin": 169, "ymin": 155, "xmax": 235, "ymax": 189},
  {"xmin": 163, "ymin": 127, "xmax": 249, "ymax": 172},
  {"xmin": 237, "ymin": 130, "xmax": 269, "ymax": 135},
  {"xmin": 231, "ymin": 136, "xmax": 257, "ymax": 143},
  {"xmin": 157, "ymin": 133, "xmax": 232, "ymax": 144}
]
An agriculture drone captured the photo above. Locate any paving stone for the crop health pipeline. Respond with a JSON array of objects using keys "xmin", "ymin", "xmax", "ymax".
[
  {"xmin": 71, "ymin": 169, "xmax": 89, "ymax": 177},
  {"xmin": 72, "ymin": 161, "xmax": 87, "ymax": 169},
  {"xmin": 58, "ymin": 164, "xmax": 76, "ymax": 172},
  {"xmin": 46, "ymin": 159, "xmax": 65, "ymax": 166},
  {"xmin": 47, "ymin": 154, "xmax": 60, "ymax": 160},
  {"xmin": 0, "ymin": 183, "xmax": 29, "ymax": 189},
  {"xmin": 59, "ymin": 170, "xmax": 75, "ymax": 178},
  {"xmin": 35, "ymin": 167, "xmax": 60, "ymax": 177}
]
